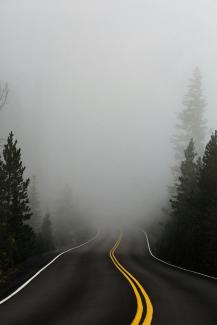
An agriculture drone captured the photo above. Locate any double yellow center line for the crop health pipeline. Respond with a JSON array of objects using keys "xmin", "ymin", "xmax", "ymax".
[{"xmin": 109, "ymin": 232, "xmax": 153, "ymax": 325}]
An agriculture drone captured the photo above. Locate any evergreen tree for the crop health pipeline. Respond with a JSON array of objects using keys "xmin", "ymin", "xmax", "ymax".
[
  {"xmin": 205, "ymin": 191, "xmax": 217, "ymax": 272},
  {"xmin": 160, "ymin": 133, "xmax": 217, "ymax": 276},
  {"xmin": 29, "ymin": 176, "xmax": 41, "ymax": 233},
  {"xmin": 0, "ymin": 154, "xmax": 13, "ymax": 271},
  {"xmin": 199, "ymin": 131, "xmax": 217, "ymax": 208},
  {"xmin": 172, "ymin": 67, "xmax": 207, "ymax": 176},
  {"xmin": 159, "ymin": 140, "xmax": 200, "ymax": 267},
  {"xmin": 40, "ymin": 213, "xmax": 54, "ymax": 251},
  {"xmin": 197, "ymin": 131, "xmax": 217, "ymax": 272},
  {"xmin": 2, "ymin": 132, "xmax": 35, "ymax": 264}
]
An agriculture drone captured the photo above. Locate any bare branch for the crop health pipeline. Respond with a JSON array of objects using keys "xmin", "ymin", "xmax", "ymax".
[
  {"xmin": 0, "ymin": 83, "xmax": 9, "ymax": 111},
  {"xmin": 0, "ymin": 137, "xmax": 6, "ymax": 147}
]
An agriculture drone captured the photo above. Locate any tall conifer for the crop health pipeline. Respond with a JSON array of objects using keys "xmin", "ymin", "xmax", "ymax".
[
  {"xmin": 172, "ymin": 68, "xmax": 207, "ymax": 177},
  {"xmin": 2, "ymin": 132, "xmax": 35, "ymax": 263},
  {"xmin": 159, "ymin": 140, "xmax": 200, "ymax": 267}
]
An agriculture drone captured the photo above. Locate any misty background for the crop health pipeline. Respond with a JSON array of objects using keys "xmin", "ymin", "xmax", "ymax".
[{"xmin": 0, "ymin": 0, "xmax": 217, "ymax": 223}]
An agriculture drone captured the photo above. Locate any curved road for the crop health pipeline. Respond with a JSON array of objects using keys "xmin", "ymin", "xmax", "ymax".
[{"xmin": 0, "ymin": 229, "xmax": 217, "ymax": 324}]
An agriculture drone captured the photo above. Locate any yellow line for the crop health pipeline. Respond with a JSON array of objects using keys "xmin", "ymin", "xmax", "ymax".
[
  {"xmin": 110, "ymin": 238, "xmax": 143, "ymax": 324},
  {"xmin": 109, "ymin": 231, "xmax": 153, "ymax": 325}
]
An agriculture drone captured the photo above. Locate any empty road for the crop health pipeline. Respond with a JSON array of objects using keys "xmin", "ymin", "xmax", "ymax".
[{"xmin": 0, "ymin": 229, "xmax": 217, "ymax": 324}]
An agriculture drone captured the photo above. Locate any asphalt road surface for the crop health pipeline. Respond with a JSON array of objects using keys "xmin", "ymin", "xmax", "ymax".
[{"xmin": 0, "ymin": 229, "xmax": 217, "ymax": 324}]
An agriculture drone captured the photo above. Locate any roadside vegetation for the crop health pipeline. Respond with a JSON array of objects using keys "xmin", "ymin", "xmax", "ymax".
[
  {"xmin": 157, "ymin": 68, "xmax": 217, "ymax": 277},
  {"xmin": 0, "ymin": 86, "xmax": 91, "ymax": 283},
  {"xmin": 0, "ymin": 130, "xmax": 91, "ymax": 282},
  {"xmin": 0, "ymin": 131, "xmax": 55, "ymax": 281}
]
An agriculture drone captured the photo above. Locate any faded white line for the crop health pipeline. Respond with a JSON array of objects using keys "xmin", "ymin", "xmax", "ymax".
[
  {"xmin": 0, "ymin": 230, "xmax": 100, "ymax": 305},
  {"xmin": 142, "ymin": 230, "xmax": 217, "ymax": 281}
]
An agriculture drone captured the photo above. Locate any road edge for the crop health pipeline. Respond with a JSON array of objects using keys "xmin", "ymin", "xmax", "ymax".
[
  {"xmin": 0, "ymin": 230, "xmax": 100, "ymax": 305},
  {"xmin": 142, "ymin": 229, "xmax": 217, "ymax": 281}
]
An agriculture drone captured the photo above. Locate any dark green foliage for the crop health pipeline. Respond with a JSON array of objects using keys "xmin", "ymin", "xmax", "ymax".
[
  {"xmin": 158, "ymin": 139, "xmax": 200, "ymax": 268},
  {"xmin": 3, "ymin": 132, "xmax": 32, "ymax": 224},
  {"xmin": 205, "ymin": 192, "xmax": 217, "ymax": 271},
  {"xmin": 159, "ymin": 132, "xmax": 217, "ymax": 276},
  {"xmin": 0, "ymin": 156, "xmax": 9, "ymax": 270},
  {"xmin": 197, "ymin": 131, "xmax": 217, "ymax": 272},
  {"xmin": 0, "ymin": 132, "xmax": 36, "ymax": 273},
  {"xmin": 199, "ymin": 131, "xmax": 217, "ymax": 208}
]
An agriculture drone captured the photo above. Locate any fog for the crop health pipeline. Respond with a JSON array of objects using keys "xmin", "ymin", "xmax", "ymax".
[{"xmin": 0, "ymin": 0, "xmax": 217, "ymax": 224}]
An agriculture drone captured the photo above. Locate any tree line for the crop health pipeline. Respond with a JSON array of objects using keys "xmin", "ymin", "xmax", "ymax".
[
  {"xmin": 0, "ymin": 132, "xmax": 54, "ymax": 276},
  {"xmin": 158, "ymin": 68, "xmax": 217, "ymax": 276}
]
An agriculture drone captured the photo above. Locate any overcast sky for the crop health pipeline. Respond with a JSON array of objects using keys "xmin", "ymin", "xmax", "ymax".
[{"xmin": 0, "ymin": 0, "xmax": 217, "ymax": 222}]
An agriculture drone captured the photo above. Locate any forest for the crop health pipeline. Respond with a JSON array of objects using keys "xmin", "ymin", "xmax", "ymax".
[
  {"xmin": 1, "ymin": 2, "xmax": 217, "ymax": 324},
  {"xmin": 1, "ymin": 67, "xmax": 217, "ymax": 280},
  {"xmin": 0, "ymin": 88, "xmax": 90, "ymax": 280},
  {"xmin": 157, "ymin": 68, "xmax": 217, "ymax": 277}
]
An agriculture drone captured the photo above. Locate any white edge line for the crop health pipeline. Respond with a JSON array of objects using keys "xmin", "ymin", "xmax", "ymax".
[
  {"xmin": 0, "ymin": 230, "xmax": 100, "ymax": 305},
  {"xmin": 141, "ymin": 229, "xmax": 217, "ymax": 281}
]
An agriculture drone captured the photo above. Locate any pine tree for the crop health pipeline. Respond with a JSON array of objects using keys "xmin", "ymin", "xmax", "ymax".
[
  {"xmin": 2, "ymin": 132, "xmax": 35, "ymax": 264},
  {"xmin": 172, "ymin": 67, "xmax": 207, "ymax": 176},
  {"xmin": 40, "ymin": 213, "xmax": 54, "ymax": 251},
  {"xmin": 159, "ymin": 140, "xmax": 200, "ymax": 267},
  {"xmin": 199, "ymin": 131, "xmax": 217, "ymax": 208},
  {"xmin": 0, "ymin": 154, "xmax": 13, "ymax": 271},
  {"xmin": 160, "ymin": 132, "xmax": 217, "ymax": 276},
  {"xmin": 197, "ymin": 131, "xmax": 217, "ymax": 272},
  {"xmin": 205, "ymin": 191, "xmax": 217, "ymax": 273},
  {"xmin": 29, "ymin": 176, "xmax": 41, "ymax": 233}
]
